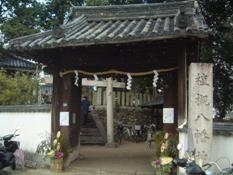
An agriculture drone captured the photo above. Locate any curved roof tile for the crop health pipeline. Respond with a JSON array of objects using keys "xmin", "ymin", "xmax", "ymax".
[{"xmin": 8, "ymin": 0, "xmax": 208, "ymax": 51}]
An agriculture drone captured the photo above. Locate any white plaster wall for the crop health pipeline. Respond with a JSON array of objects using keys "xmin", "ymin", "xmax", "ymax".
[
  {"xmin": 0, "ymin": 112, "xmax": 51, "ymax": 152},
  {"xmin": 211, "ymin": 135, "xmax": 233, "ymax": 168},
  {"xmin": 179, "ymin": 132, "xmax": 233, "ymax": 170},
  {"xmin": 178, "ymin": 132, "xmax": 188, "ymax": 175}
]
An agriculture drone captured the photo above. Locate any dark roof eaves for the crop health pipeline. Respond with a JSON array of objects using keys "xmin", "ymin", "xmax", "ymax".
[
  {"xmin": 9, "ymin": 30, "xmax": 52, "ymax": 47},
  {"xmin": 10, "ymin": 32, "xmax": 208, "ymax": 52}
]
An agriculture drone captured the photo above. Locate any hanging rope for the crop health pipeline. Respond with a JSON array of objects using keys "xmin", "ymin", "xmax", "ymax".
[{"xmin": 59, "ymin": 67, "xmax": 177, "ymax": 77}]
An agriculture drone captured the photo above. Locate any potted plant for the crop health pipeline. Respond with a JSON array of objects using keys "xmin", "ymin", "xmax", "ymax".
[
  {"xmin": 151, "ymin": 132, "xmax": 178, "ymax": 175},
  {"xmin": 47, "ymin": 131, "xmax": 64, "ymax": 172}
]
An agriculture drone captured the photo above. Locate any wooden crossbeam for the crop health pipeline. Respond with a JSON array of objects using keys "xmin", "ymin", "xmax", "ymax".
[{"xmin": 82, "ymin": 79, "xmax": 125, "ymax": 88}]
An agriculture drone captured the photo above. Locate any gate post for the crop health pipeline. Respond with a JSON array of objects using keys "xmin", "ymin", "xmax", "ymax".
[
  {"xmin": 106, "ymin": 77, "xmax": 114, "ymax": 145},
  {"xmin": 188, "ymin": 63, "xmax": 213, "ymax": 163},
  {"xmin": 52, "ymin": 72, "xmax": 82, "ymax": 167}
]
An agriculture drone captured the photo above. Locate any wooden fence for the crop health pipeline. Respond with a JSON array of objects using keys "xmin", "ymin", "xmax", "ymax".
[{"xmin": 83, "ymin": 87, "xmax": 153, "ymax": 107}]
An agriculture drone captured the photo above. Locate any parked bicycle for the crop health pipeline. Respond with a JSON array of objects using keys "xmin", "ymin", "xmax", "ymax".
[
  {"xmin": 203, "ymin": 161, "xmax": 233, "ymax": 175},
  {"xmin": 174, "ymin": 144, "xmax": 233, "ymax": 175},
  {"xmin": 174, "ymin": 157, "xmax": 233, "ymax": 175},
  {"xmin": 114, "ymin": 121, "xmax": 156, "ymax": 144},
  {"xmin": 114, "ymin": 123, "xmax": 124, "ymax": 144}
]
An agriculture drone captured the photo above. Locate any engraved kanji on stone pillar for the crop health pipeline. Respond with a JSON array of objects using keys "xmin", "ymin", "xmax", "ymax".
[{"xmin": 188, "ymin": 63, "xmax": 213, "ymax": 163}]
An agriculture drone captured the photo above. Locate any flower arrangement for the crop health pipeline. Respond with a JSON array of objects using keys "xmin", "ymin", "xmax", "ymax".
[
  {"xmin": 47, "ymin": 131, "xmax": 64, "ymax": 160},
  {"xmin": 151, "ymin": 132, "xmax": 178, "ymax": 175}
]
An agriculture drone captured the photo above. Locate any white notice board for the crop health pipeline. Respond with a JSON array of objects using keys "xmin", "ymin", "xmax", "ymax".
[
  {"xmin": 163, "ymin": 108, "xmax": 174, "ymax": 124},
  {"xmin": 60, "ymin": 112, "xmax": 69, "ymax": 126}
]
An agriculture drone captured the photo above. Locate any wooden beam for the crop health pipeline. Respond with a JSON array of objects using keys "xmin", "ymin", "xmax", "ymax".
[
  {"xmin": 82, "ymin": 79, "xmax": 125, "ymax": 88},
  {"xmin": 42, "ymin": 77, "xmax": 125, "ymax": 88}
]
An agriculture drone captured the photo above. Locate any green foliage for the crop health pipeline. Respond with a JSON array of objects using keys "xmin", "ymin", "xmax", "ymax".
[
  {"xmin": 164, "ymin": 135, "xmax": 178, "ymax": 158},
  {"xmin": 132, "ymin": 76, "xmax": 164, "ymax": 94},
  {"xmin": 86, "ymin": 0, "xmax": 109, "ymax": 6},
  {"xmin": 36, "ymin": 134, "xmax": 51, "ymax": 160},
  {"xmin": 132, "ymin": 76, "xmax": 153, "ymax": 94},
  {"xmin": 45, "ymin": 0, "xmax": 71, "ymax": 27},
  {"xmin": 153, "ymin": 131, "xmax": 178, "ymax": 159},
  {"xmin": 0, "ymin": 1, "xmax": 48, "ymax": 40},
  {"xmin": 153, "ymin": 131, "xmax": 165, "ymax": 158},
  {"xmin": 1, "ymin": 0, "xmax": 232, "ymax": 118},
  {"xmin": 108, "ymin": 0, "xmax": 182, "ymax": 5},
  {"xmin": 199, "ymin": 0, "xmax": 233, "ymax": 118},
  {"xmin": 0, "ymin": 69, "xmax": 39, "ymax": 105},
  {"xmin": 44, "ymin": 0, "xmax": 85, "ymax": 27}
]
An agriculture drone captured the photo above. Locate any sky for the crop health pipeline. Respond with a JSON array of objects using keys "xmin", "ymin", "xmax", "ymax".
[{"xmin": 36, "ymin": 0, "xmax": 46, "ymax": 3}]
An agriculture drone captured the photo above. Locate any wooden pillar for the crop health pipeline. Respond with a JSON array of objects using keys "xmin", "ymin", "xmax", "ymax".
[
  {"xmin": 51, "ymin": 72, "xmax": 62, "ymax": 135},
  {"xmin": 177, "ymin": 42, "xmax": 187, "ymax": 126},
  {"xmin": 106, "ymin": 77, "xmax": 114, "ymax": 145},
  {"xmin": 163, "ymin": 72, "xmax": 178, "ymax": 134},
  {"xmin": 52, "ymin": 72, "xmax": 82, "ymax": 167},
  {"xmin": 121, "ymin": 91, "xmax": 125, "ymax": 106}
]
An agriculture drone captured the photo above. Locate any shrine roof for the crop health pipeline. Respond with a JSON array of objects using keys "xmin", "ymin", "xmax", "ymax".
[
  {"xmin": 7, "ymin": 0, "xmax": 207, "ymax": 51},
  {"xmin": 0, "ymin": 56, "xmax": 36, "ymax": 72}
]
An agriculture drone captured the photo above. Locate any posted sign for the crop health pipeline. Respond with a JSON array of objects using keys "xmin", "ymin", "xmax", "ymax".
[
  {"xmin": 163, "ymin": 108, "xmax": 174, "ymax": 124},
  {"xmin": 60, "ymin": 112, "xmax": 69, "ymax": 126}
]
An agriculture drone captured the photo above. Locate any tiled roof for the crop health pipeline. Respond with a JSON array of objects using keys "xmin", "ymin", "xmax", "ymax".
[
  {"xmin": 0, "ymin": 56, "xmax": 36, "ymax": 72},
  {"xmin": 8, "ymin": 0, "xmax": 207, "ymax": 50}
]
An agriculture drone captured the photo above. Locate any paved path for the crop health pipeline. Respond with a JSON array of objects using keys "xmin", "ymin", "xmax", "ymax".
[{"xmin": 2, "ymin": 142, "xmax": 155, "ymax": 175}]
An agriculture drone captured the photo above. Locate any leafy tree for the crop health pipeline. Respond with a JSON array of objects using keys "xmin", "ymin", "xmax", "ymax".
[
  {"xmin": 0, "ymin": 69, "xmax": 39, "ymax": 105},
  {"xmin": 199, "ymin": 0, "xmax": 233, "ymax": 118},
  {"xmin": 44, "ymin": 0, "xmax": 84, "ymax": 27},
  {"xmin": 86, "ymin": 0, "xmax": 108, "ymax": 6},
  {"xmin": 0, "ymin": 0, "xmax": 232, "ymax": 117},
  {"xmin": 0, "ymin": 0, "xmax": 48, "ymax": 41}
]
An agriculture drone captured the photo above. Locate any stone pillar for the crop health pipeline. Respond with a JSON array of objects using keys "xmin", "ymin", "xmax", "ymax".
[
  {"xmin": 188, "ymin": 63, "xmax": 213, "ymax": 163},
  {"xmin": 106, "ymin": 77, "xmax": 114, "ymax": 145},
  {"xmin": 97, "ymin": 88, "xmax": 102, "ymax": 105}
]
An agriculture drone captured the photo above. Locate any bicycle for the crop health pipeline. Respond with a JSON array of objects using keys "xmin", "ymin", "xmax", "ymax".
[
  {"xmin": 174, "ymin": 157, "xmax": 233, "ymax": 175},
  {"xmin": 114, "ymin": 124, "xmax": 124, "ymax": 144},
  {"xmin": 203, "ymin": 160, "xmax": 233, "ymax": 175}
]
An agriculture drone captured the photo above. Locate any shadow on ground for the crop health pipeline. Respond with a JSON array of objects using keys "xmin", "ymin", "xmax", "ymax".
[{"xmin": 0, "ymin": 170, "xmax": 12, "ymax": 175}]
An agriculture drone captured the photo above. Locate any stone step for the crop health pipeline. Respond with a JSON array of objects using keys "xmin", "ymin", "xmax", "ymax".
[
  {"xmin": 80, "ymin": 136, "xmax": 105, "ymax": 145},
  {"xmin": 80, "ymin": 132, "xmax": 101, "ymax": 136},
  {"xmin": 81, "ymin": 128, "xmax": 99, "ymax": 132},
  {"xmin": 83, "ymin": 124, "xmax": 97, "ymax": 128},
  {"xmin": 80, "ymin": 136, "xmax": 104, "ymax": 140},
  {"xmin": 80, "ymin": 129, "xmax": 100, "ymax": 134}
]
